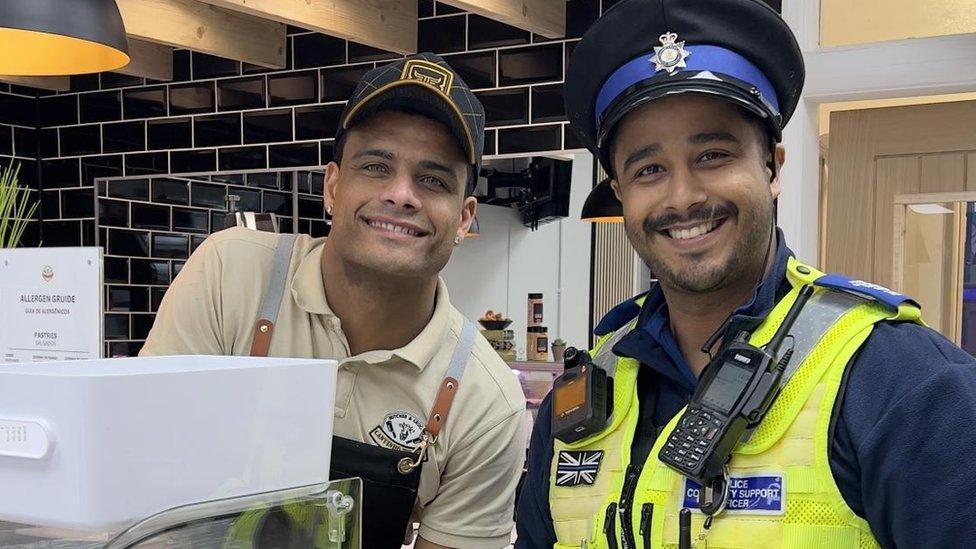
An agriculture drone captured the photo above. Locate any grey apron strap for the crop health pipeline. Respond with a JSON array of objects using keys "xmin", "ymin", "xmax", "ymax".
[
  {"xmin": 398, "ymin": 318, "xmax": 477, "ymax": 474},
  {"xmin": 424, "ymin": 318, "xmax": 476, "ymax": 438},
  {"xmin": 248, "ymin": 233, "xmax": 299, "ymax": 357}
]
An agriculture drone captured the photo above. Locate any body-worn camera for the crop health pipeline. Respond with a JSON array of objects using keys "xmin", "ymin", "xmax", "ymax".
[
  {"xmin": 659, "ymin": 286, "xmax": 815, "ymax": 516},
  {"xmin": 552, "ymin": 347, "xmax": 613, "ymax": 443}
]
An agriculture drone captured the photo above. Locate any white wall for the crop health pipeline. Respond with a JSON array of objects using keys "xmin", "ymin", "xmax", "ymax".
[{"xmin": 442, "ymin": 153, "xmax": 594, "ymax": 359}]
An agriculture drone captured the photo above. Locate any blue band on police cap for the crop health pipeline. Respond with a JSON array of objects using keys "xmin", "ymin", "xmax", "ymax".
[{"xmin": 595, "ymin": 45, "xmax": 780, "ymax": 124}]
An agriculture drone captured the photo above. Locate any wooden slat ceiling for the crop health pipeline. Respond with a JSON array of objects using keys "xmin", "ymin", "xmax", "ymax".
[{"xmin": 5, "ymin": 0, "xmax": 566, "ymax": 92}]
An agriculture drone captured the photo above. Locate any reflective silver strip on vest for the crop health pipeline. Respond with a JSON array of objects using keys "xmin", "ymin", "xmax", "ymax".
[
  {"xmin": 589, "ymin": 289, "xmax": 865, "ymax": 384},
  {"xmin": 256, "ymin": 233, "xmax": 299, "ymax": 325},
  {"xmin": 740, "ymin": 288, "xmax": 867, "ymax": 442},
  {"xmin": 777, "ymin": 289, "xmax": 867, "ymax": 381},
  {"xmin": 591, "ymin": 321, "xmax": 636, "ymax": 378}
]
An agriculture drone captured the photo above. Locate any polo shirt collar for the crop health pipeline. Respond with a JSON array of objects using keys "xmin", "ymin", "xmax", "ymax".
[{"xmin": 290, "ymin": 242, "xmax": 451, "ymax": 371}]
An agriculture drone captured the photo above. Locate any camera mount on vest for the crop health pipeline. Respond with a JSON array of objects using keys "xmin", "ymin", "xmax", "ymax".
[{"xmin": 552, "ymin": 347, "xmax": 614, "ymax": 444}]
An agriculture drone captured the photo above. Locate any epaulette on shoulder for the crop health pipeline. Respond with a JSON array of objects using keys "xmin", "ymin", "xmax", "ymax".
[
  {"xmin": 594, "ymin": 290, "xmax": 649, "ymax": 336},
  {"xmin": 813, "ymin": 272, "xmax": 920, "ymax": 312}
]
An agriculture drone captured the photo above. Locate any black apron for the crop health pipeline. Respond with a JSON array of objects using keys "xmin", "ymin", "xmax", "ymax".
[{"xmin": 248, "ymin": 234, "xmax": 474, "ymax": 548}]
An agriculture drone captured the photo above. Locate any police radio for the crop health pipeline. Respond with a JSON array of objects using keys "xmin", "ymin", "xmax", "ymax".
[
  {"xmin": 659, "ymin": 285, "xmax": 815, "ymax": 516},
  {"xmin": 552, "ymin": 347, "xmax": 613, "ymax": 443}
]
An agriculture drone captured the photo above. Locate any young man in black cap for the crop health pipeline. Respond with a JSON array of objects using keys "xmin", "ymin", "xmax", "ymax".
[
  {"xmin": 516, "ymin": 0, "xmax": 976, "ymax": 547},
  {"xmin": 143, "ymin": 53, "xmax": 525, "ymax": 549}
]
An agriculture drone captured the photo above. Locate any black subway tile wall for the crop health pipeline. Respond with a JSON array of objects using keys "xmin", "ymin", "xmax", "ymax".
[
  {"xmin": 195, "ymin": 114, "xmax": 242, "ymax": 147},
  {"xmin": 170, "ymin": 83, "xmax": 216, "ymax": 115},
  {"xmin": 103, "ymin": 121, "xmax": 146, "ymax": 153},
  {"xmin": 419, "ymin": 16, "xmax": 466, "ymax": 53},
  {"xmin": 478, "ymin": 88, "xmax": 529, "ymax": 127},
  {"xmin": 19, "ymin": 0, "xmax": 660, "ymax": 357},
  {"xmin": 498, "ymin": 44, "xmax": 563, "ymax": 86},
  {"xmin": 80, "ymin": 91, "xmax": 122, "ymax": 123},
  {"xmin": 0, "ymin": 126, "xmax": 10, "ymax": 157},
  {"xmin": 60, "ymin": 125, "xmax": 101, "ymax": 156},
  {"xmin": 124, "ymin": 87, "xmax": 168, "ymax": 119},
  {"xmin": 0, "ymin": 84, "xmax": 42, "ymax": 246},
  {"xmin": 243, "ymin": 110, "xmax": 293, "ymax": 144},
  {"xmin": 321, "ymin": 65, "xmax": 372, "ymax": 102},
  {"xmin": 468, "ymin": 15, "xmax": 531, "ymax": 49},
  {"xmin": 148, "ymin": 118, "xmax": 192, "ymax": 150},
  {"xmin": 444, "ymin": 52, "xmax": 496, "ymax": 89},
  {"xmin": 218, "ymin": 77, "xmax": 267, "ymax": 111},
  {"xmin": 94, "ymin": 170, "xmax": 330, "ymax": 354}
]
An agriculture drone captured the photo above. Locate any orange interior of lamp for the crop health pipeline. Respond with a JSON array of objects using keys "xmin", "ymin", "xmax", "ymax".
[
  {"xmin": 0, "ymin": 28, "xmax": 129, "ymax": 76},
  {"xmin": 582, "ymin": 216, "xmax": 624, "ymax": 223}
]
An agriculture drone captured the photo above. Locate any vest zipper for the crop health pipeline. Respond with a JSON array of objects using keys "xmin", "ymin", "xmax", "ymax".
[
  {"xmin": 604, "ymin": 502, "xmax": 619, "ymax": 549},
  {"xmin": 639, "ymin": 503, "xmax": 653, "ymax": 549},
  {"xmin": 617, "ymin": 464, "xmax": 642, "ymax": 549}
]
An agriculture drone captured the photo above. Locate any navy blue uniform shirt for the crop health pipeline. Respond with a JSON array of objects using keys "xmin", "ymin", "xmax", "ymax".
[{"xmin": 515, "ymin": 233, "xmax": 976, "ymax": 547}]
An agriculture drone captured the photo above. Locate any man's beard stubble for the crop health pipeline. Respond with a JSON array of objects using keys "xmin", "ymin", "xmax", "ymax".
[{"xmin": 627, "ymin": 201, "xmax": 773, "ymax": 294}]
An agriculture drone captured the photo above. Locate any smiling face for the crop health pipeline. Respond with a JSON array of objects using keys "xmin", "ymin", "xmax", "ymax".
[
  {"xmin": 609, "ymin": 94, "xmax": 782, "ymax": 294},
  {"xmin": 324, "ymin": 109, "xmax": 476, "ymax": 279}
]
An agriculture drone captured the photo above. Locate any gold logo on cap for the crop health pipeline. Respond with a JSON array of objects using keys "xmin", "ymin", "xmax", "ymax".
[{"xmin": 400, "ymin": 59, "xmax": 454, "ymax": 95}]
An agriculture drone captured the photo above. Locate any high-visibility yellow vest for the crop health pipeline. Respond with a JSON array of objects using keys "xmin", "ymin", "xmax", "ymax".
[{"xmin": 549, "ymin": 258, "xmax": 922, "ymax": 548}]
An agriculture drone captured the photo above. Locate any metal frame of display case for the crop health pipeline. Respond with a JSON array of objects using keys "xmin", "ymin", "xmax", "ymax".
[{"xmin": 0, "ymin": 479, "xmax": 362, "ymax": 549}]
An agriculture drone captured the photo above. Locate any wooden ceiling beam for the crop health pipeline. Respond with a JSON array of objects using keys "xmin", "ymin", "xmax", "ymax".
[
  {"xmin": 115, "ymin": 39, "xmax": 174, "ymax": 82},
  {"xmin": 117, "ymin": 0, "xmax": 286, "ymax": 68},
  {"xmin": 439, "ymin": 0, "xmax": 565, "ymax": 38},
  {"xmin": 196, "ymin": 0, "xmax": 418, "ymax": 55}
]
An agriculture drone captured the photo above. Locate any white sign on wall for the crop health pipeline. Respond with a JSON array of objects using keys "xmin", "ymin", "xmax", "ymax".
[{"xmin": 0, "ymin": 247, "xmax": 103, "ymax": 362}]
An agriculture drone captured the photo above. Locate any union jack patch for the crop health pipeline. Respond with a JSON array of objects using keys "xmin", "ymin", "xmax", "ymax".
[{"xmin": 555, "ymin": 450, "xmax": 604, "ymax": 487}]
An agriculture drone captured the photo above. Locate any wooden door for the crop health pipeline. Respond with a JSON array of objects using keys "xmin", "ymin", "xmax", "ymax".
[{"xmin": 824, "ymin": 101, "xmax": 976, "ymax": 287}]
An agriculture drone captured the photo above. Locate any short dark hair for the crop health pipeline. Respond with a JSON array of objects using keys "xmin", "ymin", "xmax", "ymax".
[{"xmin": 332, "ymin": 109, "xmax": 476, "ymax": 195}]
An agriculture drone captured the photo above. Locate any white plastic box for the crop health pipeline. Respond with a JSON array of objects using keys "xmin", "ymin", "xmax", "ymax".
[{"xmin": 0, "ymin": 355, "xmax": 337, "ymax": 531}]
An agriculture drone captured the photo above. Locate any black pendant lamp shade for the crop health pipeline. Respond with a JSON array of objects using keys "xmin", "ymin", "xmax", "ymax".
[
  {"xmin": 581, "ymin": 177, "xmax": 623, "ymax": 223},
  {"xmin": 0, "ymin": 0, "xmax": 129, "ymax": 76}
]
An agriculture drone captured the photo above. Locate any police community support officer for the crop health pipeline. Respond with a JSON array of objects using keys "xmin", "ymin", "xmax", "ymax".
[
  {"xmin": 141, "ymin": 53, "xmax": 526, "ymax": 549},
  {"xmin": 516, "ymin": 0, "xmax": 976, "ymax": 547}
]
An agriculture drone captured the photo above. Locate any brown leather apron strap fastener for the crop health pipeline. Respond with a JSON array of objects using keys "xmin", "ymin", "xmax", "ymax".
[
  {"xmin": 249, "ymin": 319, "xmax": 275, "ymax": 357},
  {"xmin": 248, "ymin": 233, "xmax": 299, "ymax": 358},
  {"xmin": 424, "ymin": 376, "xmax": 460, "ymax": 438},
  {"xmin": 421, "ymin": 319, "xmax": 477, "ymax": 438}
]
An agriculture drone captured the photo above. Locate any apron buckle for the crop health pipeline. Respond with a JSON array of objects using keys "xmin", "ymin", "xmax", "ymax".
[{"xmin": 397, "ymin": 430, "xmax": 434, "ymax": 474}]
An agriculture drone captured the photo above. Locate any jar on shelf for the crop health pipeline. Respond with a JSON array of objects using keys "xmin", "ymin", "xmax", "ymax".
[
  {"xmin": 527, "ymin": 293, "xmax": 544, "ymax": 327},
  {"xmin": 526, "ymin": 326, "xmax": 549, "ymax": 361}
]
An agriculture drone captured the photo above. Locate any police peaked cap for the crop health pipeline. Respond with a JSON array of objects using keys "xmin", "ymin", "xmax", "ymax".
[{"xmin": 565, "ymin": 0, "xmax": 805, "ymax": 173}]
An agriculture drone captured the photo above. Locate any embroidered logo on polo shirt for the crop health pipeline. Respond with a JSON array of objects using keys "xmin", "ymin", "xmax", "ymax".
[
  {"xmin": 369, "ymin": 411, "xmax": 425, "ymax": 452},
  {"xmin": 555, "ymin": 450, "xmax": 604, "ymax": 487}
]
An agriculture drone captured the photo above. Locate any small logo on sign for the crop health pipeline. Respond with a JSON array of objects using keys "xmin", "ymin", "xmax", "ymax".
[
  {"xmin": 400, "ymin": 59, "xmax": 454, "ymax": 94},
  {"xmin": 369, "ymin": 411, "xmax": 425, "ymax": 452},
  {"xmin": 40, "ymin": 265, "xmax": 54, "ymax": 282},
  {"xmin": 555, "ymin": 450, "xmax": 604, "ymax": 487}
]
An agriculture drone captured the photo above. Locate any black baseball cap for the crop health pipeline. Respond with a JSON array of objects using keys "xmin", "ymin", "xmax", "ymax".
[
  {"xmin": 565, "ymin": 0, "xmax": 804, "ymax": 174},
  {"xmin": 335, "ymin": 52, "xmax": 486, "ymax": 180}
]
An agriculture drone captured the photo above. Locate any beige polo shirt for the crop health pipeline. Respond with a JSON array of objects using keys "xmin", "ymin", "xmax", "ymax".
[{"xmin": 140, "ymin": 227, "xmax": 526, "ymax": 548}]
